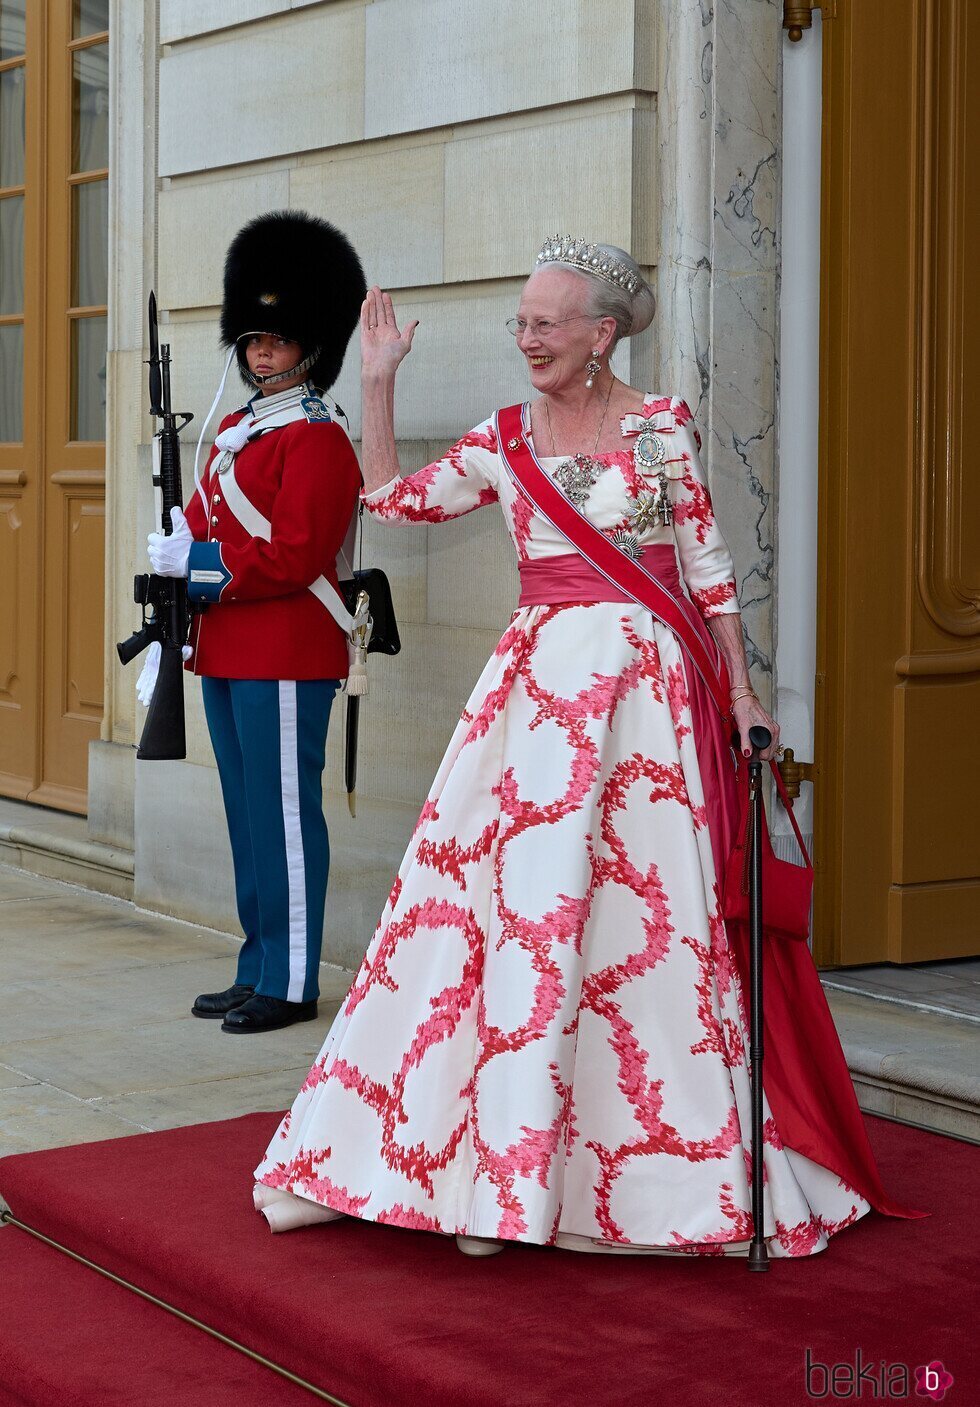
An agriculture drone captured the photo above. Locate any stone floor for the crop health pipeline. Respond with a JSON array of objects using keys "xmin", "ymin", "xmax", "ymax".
[
  {"xmin": 821, "ymin": 958, "xmax": 980, "ymax": 1023},
  {"xmin": 0, "ymin": 862, "xmax": 351, "ymax": 1158},
  {"xmin": 2, "ymin": 856, "xmax": 978, "ymax": 1160},
  {"xmin": 818, "ymin": 958, "xmax": 980, "ymax": 1143}
]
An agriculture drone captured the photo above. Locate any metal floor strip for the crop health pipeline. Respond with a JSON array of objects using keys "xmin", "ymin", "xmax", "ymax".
[{"xmin": 0, "ymin": 1212, "xmax": 353, "ymax": 1407}]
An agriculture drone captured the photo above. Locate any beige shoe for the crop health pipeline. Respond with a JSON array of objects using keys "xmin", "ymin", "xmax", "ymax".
[
  {"xmin": 253, "ymin": 1183, "xmax": 344, "ymax": 1233},
  {"xmin": 455, "ymin": 1234, "xmax": 504, "ymax": 1257}
]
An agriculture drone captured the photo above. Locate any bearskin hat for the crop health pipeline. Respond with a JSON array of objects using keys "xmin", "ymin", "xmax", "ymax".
[{"xmin": 220, "ymin": 210, "xmax": 366, "ymax": 391}]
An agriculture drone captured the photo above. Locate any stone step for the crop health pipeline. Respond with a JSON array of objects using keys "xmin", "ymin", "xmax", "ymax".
[
  {"xmin": 0, "ymin": 798, "xmax": 134, "ymax": 901},
  {"xmin": 823, "ymin": 986, "xmax": 980, "ymax": 1145}
]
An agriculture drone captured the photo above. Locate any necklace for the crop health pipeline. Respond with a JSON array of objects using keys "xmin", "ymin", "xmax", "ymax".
[{"xmin": 544, "ymin": 378, "xmax": 616, "ymax": 507}]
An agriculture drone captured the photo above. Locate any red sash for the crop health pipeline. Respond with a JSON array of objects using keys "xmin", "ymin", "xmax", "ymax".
[{"xmin": 495, "ymin": 403, "xmax": 732, "ymax": 727}]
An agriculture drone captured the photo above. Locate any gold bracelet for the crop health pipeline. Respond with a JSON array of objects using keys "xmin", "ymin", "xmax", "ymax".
[{"xmin": 730, "ymin": 688, "xmax": 757, "ymax": 706}]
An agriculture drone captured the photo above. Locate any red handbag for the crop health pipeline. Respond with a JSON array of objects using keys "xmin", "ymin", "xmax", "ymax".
[{"xmin": 723, "ymin": 760, "xmax": 813, "ymax": 942}]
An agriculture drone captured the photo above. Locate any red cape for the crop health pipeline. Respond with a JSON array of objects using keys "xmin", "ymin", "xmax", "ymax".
[{"xmin": 688, "ymin": 654, "xmax": 927, "ymax": 1221}]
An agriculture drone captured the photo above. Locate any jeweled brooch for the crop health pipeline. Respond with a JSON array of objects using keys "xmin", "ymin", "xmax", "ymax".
[
  {"xmin": 626, "ymin": 491, "xmax": 661, "ymax": 533},
  {"xmin": 633, "ymin": 423, "xmax": 668, "ymax": 470},
  {"xmin": 611, "ymin": 528, "xmax": 643, "ymax": 560},
  {"xmin": 552, "ymin": 453, "xmax": 608, "ymax": 508}
]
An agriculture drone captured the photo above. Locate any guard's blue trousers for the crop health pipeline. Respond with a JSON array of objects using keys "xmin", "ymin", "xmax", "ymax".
[{"xmin": 202, "ymin": 678, "xmax": 338, "ymax": 1003}]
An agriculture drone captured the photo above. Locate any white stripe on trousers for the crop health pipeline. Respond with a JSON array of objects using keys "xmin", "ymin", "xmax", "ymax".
[{"xmin": 278, "ymin": 681, "xmax": 308, "ymax": 1003}]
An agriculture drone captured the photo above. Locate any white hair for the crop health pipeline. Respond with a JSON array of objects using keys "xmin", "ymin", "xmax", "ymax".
[{"xmin": 539, "ymin": 244, "xmax": 656, "ymax": 345}]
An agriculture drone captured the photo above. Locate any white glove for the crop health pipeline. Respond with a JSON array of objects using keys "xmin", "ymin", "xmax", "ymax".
[
  {"xmin": 136, "ymin": 640, "xmax": 193, "ymax": 707},
  {"xmin": 136, "ymin": 642, "xmax": 162, "ymax": 706},
  {"xmin": 147, "ymin": 505, "xmax": 193, "ymax": 577}
]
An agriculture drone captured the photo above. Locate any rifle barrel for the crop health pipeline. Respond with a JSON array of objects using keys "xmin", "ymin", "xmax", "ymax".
[{"xmin": 118, "ymin": 290, "xmax": 191, "ymax": 763}]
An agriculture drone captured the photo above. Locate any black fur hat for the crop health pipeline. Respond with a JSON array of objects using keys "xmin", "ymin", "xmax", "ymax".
[{"xmin": 220, "ymin": 210, "xmax": 366, "ymax": 391}]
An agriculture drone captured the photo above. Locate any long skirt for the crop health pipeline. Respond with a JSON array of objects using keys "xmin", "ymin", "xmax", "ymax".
[{"xmin": 255, "ymin": 600, "xmax": 880, "ymax": 1256}]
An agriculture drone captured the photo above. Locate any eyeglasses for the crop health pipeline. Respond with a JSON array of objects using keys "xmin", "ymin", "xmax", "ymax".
[{"xmin": 505, "ymin": 315, "xmax": 595, "ymax": 339}]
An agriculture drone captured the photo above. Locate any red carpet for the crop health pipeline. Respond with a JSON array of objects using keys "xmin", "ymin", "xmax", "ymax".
[
  {"xmin": 0, "ymin": 1112, "xmax": 975, "ymax": 1406},
  {"xmin": 0, "ymin": 1229, "xmax": 317, "ymax": 1407}
]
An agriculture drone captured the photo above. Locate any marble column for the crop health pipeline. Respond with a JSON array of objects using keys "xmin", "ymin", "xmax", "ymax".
[{"xmin": 657, "ymin": 0, "xmax": 781, "ymax": 699}]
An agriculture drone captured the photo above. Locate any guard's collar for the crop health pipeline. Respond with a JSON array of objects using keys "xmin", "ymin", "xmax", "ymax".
[{"xmin": 239, "ymin": 381, "xmax": 315, "ymax": 418}]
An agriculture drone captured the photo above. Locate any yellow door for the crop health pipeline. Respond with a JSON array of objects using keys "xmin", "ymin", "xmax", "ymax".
[
  {"xmin": 815, "ymin": 0, "xmax": 980, "ymax": 964},
  {"xmin": 0, "ymin": 1, "xmax": 108, "ymax": 814}
]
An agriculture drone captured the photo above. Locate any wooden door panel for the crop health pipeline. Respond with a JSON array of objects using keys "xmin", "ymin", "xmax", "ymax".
[
  {"xmin": 0, "ymin": 476, "xmax": 35, "ymax": 799},
  {"xmin": 893, "ymin": 681, "xmax": 980, "ymax": 885},
  {"xmin": 35, "ymin": 477, "xmax": 104, "ymax": 806},
  {"xmin": 0, "ymin": 5, "xmax": 37, "ymax": 801},
  {"xmin": 65, "ymin": 493, "xmax": 106, "ymax": 718},
  {"xmin": 888, "ymin": 884, "xmax": 979, "ymax": 963},
  {"xmin": 817, "ymin": 0, "xmax": 980, "ymax": 965},
  {"xmin": 891, "ymin": 0, "xmax": 980, "ymax": 953},
  {"xmin": 907, "ymin": 0, "xmax": 980, "ymax": 657},
  {"xmin": 2, "ymin": 4, "xmax": 110, "ymax": 814},
  {"xmin": 0, "ymin": 490, "xmax": 24, "ymax": 707}
]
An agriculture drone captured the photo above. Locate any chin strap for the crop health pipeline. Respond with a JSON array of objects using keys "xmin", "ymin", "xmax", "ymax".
[{"xmin": 242, "ymin": 345, "xmax": 321, "ymax": 387}]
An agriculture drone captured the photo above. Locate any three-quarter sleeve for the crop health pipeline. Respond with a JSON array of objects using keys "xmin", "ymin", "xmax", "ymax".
[
  {"xmin": 361, "ymin": 419, "xmax": 499, "ymax": 524},
  {"xmin": 668, "ymin": 398, "xmax": 739, "ymax": 619}
]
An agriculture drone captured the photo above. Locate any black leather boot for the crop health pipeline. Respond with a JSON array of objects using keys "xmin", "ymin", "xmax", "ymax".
[
  {"xmin": 221, "ymin": 994, "xmax": 318, "ymax": 1034},
  {"xmin": 192, "ymin": 983, "xmax": 255, "ymax": 1019}
]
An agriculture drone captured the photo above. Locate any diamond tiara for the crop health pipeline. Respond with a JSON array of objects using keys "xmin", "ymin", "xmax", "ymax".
[{"xmin": 535, "ymin": 235, "xmax": 641, "ymax": 297}]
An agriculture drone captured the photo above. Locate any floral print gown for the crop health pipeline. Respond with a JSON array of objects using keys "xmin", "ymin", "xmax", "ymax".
[{"xmin": 255, "ymin": 395, "xmax": 870, "ymax": 1257}]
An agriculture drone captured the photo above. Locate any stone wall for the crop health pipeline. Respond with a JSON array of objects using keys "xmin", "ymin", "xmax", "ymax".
[
  {"xmin": 658, "ymin": 0, "xmax": 781, "ymax": 692},
  {"xmin": 95, "ymin": 0, "xmax": 781, "ymax": 970},
  {"xmin": 100, "ymin": 0, "xmax": 663, "ymax": 966}
]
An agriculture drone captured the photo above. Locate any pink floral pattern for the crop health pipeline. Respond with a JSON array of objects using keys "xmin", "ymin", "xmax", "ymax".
[
  {"xmin": 691, "ymin": 580, "xmax": 738, "ymax": 614},
  {"xmin": 255, "ymin": 395, "xmax": 868, "ymax": 1257}
]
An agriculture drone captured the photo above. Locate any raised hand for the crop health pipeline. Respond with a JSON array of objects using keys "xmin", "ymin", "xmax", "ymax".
[{"xmin": 360, "ymin": 286, "xmax": 418, "ymax": 382}]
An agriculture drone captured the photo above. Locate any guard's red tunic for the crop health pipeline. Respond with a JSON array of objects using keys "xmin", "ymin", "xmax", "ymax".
[{"xmin": 183, "ymin": 411, "xmax": 361, "ymax": 680}]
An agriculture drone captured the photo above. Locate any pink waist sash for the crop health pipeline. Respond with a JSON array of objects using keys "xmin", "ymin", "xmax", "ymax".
[{"xmin": 519, "ymin": 547, "xmax": 680, "ymax": 606}]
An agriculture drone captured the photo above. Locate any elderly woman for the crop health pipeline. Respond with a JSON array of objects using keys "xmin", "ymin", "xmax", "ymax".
[{"xmin": 254, "ymin": 237, "xmax": 915, "ymax": 1257}]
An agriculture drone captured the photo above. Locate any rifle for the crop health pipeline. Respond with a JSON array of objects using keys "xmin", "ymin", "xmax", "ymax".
[{"xmin": 116, "ymin": 292, "xmax": 195, "ymax": 760}]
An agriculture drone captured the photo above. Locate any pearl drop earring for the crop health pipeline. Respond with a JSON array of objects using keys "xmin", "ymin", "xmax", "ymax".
[{"xmin": 585, "ymin": 350, "xmax": 601, "ymax": 389}]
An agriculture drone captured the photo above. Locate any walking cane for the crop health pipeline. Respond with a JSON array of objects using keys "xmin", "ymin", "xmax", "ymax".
[{"xmin": 746, "ymin": 723, "xmax": 772, "ymax": 1271}]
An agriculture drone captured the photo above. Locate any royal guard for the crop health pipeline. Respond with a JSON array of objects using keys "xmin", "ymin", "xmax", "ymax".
[{"xmin": 145, "ymin": 211, "xmax": 366, "ymax": 1033}]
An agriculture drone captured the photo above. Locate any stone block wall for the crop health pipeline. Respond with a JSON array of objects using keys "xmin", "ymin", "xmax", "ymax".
[
  {"xmin": 101, "ymin": 0, "xmax": 663, "ymax": 962},
  {"xmin": 98, "ymin": 0, "xmax": 781, "ymax": 969}
]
